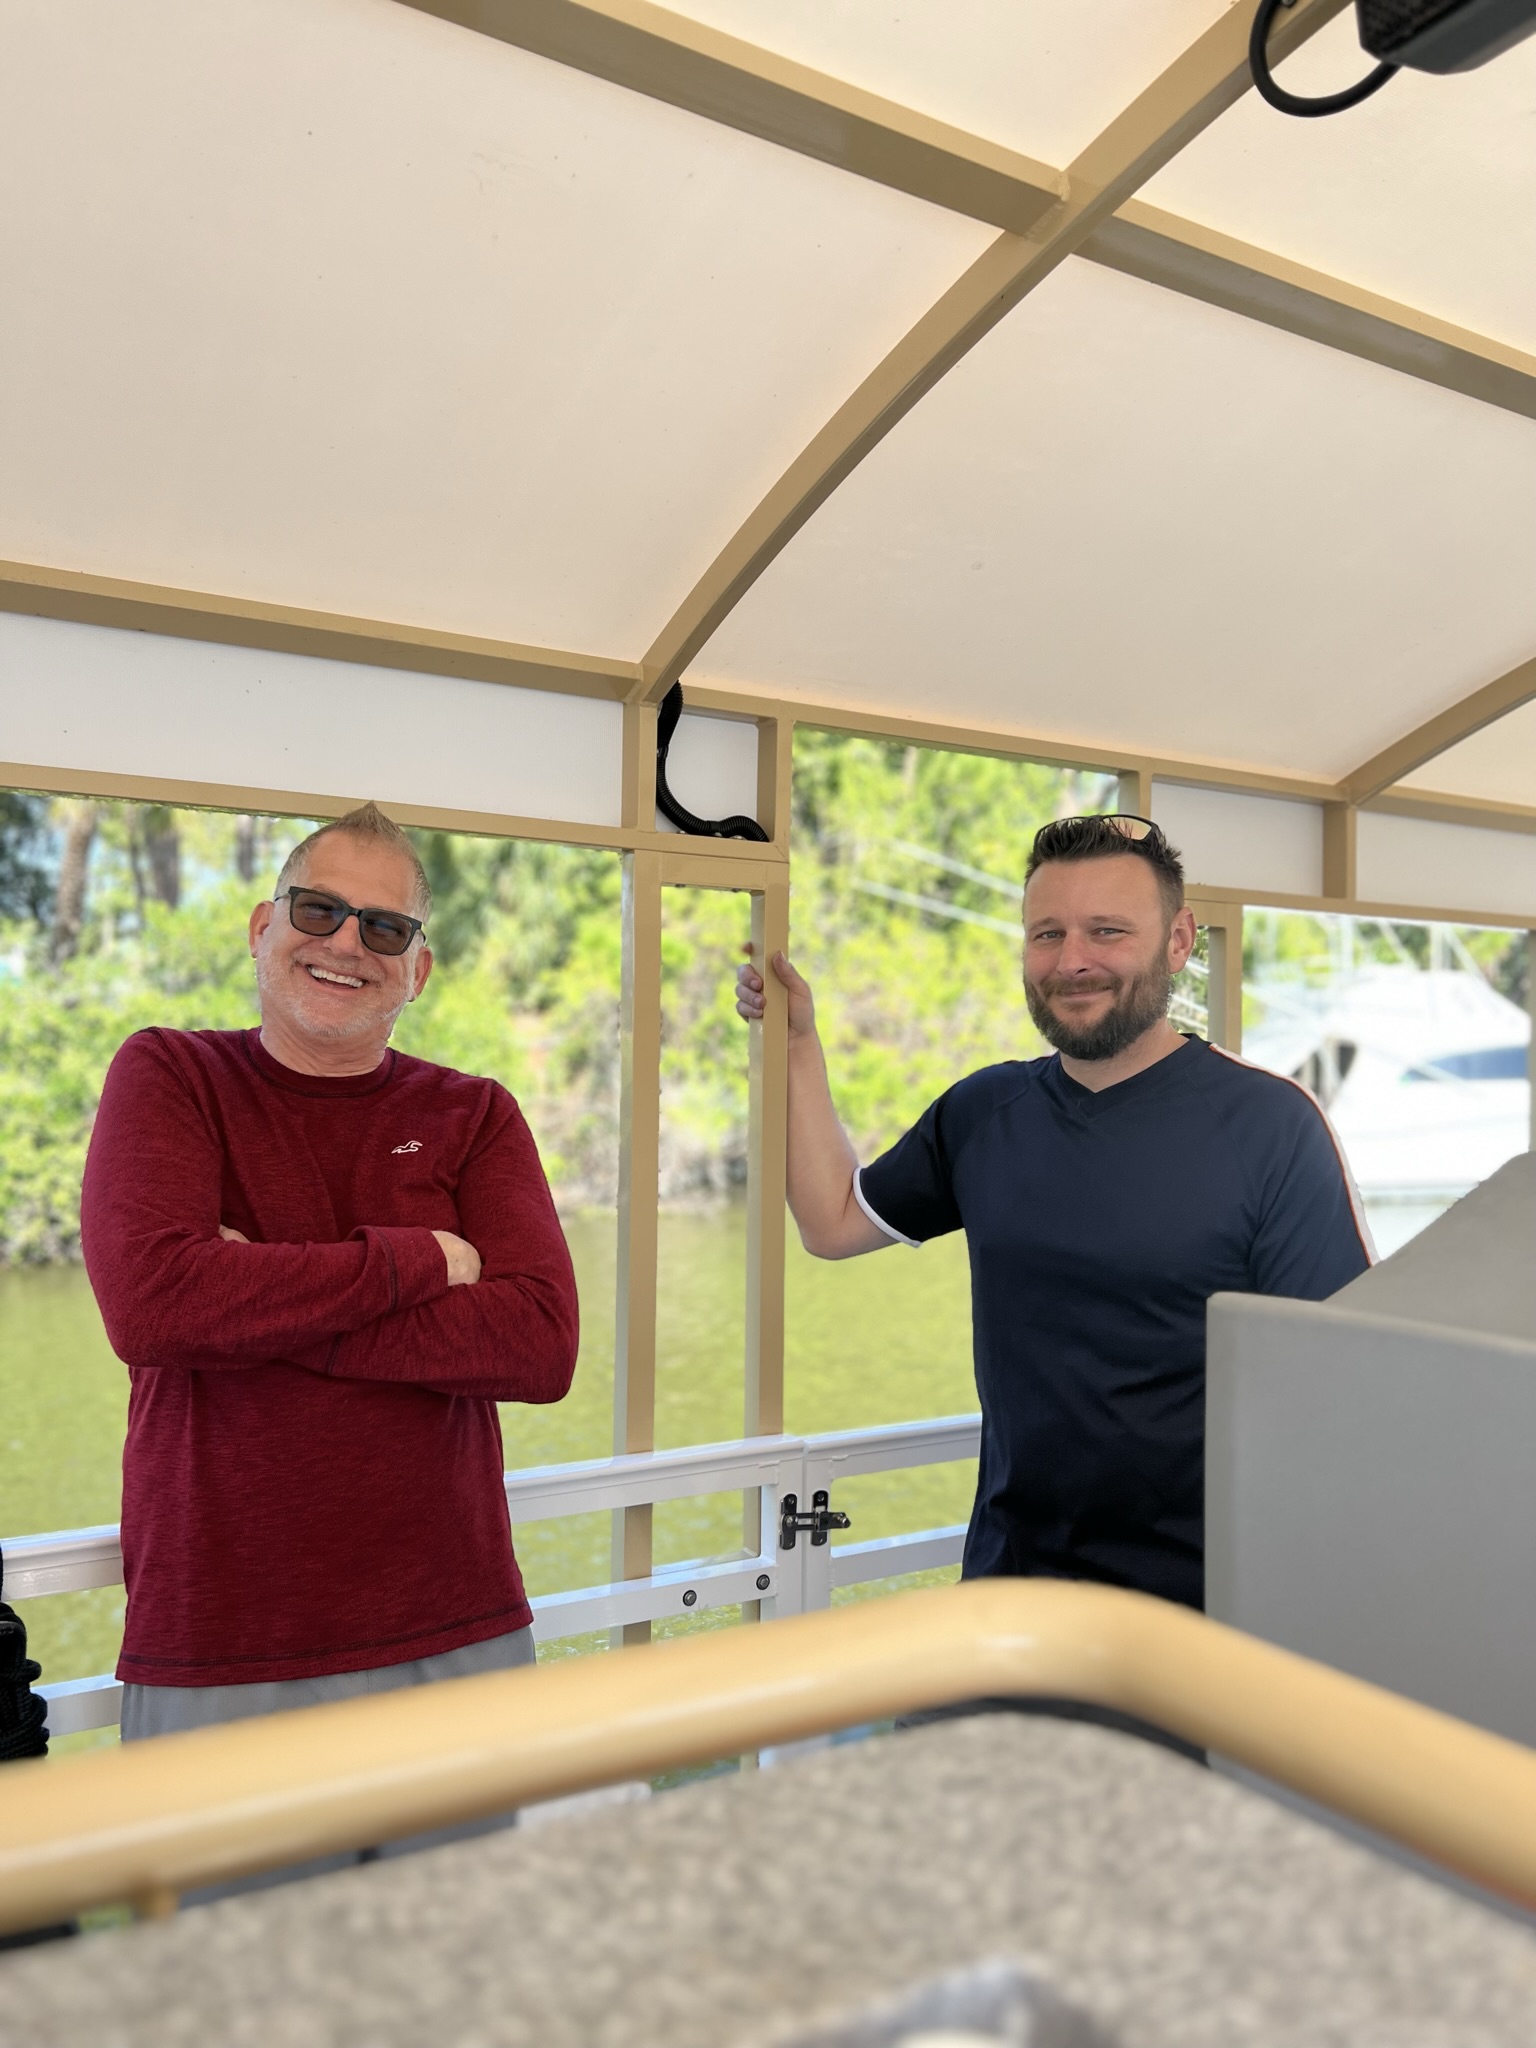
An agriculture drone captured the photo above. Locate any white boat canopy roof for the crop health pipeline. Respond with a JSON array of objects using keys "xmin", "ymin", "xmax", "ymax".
[{"xmin": 2, "ymin": 0, "xmax": 1534, "ymax": 848}]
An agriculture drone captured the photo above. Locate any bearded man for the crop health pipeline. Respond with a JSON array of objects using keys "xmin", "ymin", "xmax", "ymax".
[
  {"xmin": 736, "ymin": 813, "xmax": 1371, "ymax": 1610},
  {"xmin": 82, "ymin": 802, "xmax": 578, "ymax": 1747}
]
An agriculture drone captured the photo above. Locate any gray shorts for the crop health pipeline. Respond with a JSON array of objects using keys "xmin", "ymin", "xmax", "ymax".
[
  {"xmin": 119, "ymin": 1624, "xmax": 537, "ymax": 1741},
  {"xmin": 119, "ymin": 1626, "xmax": 537, "ymax": 1903}
]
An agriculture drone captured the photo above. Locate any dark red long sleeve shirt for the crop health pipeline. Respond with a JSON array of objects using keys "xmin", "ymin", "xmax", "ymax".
[{"xmin": 80, "ymin": 1027, "xmax": 579, "ymax": 1687}]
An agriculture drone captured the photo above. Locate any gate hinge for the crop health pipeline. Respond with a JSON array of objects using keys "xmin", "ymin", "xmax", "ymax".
[{"xmin": 779, "ymin": 1489, "xmax": 850, "ymax": 1551}]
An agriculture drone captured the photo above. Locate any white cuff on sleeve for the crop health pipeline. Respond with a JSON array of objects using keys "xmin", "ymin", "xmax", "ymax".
[{"xmin": 853, "ymin": 1167, "xmax": 922, "ymax": 1248}]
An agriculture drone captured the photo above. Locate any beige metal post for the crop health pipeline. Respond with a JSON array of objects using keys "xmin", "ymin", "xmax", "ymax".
[
  {"xmin": 755, "ymin": 711, "xmax": 795, "ymax": 856},
  {"xmin": 742, "ymin": 876, "xmax": 790, "ymax": 1628},
  {"xmin": 613, "ymin": 847, "xmax": 663, "ymax": 1645},
  {"xmin": 1197, "ymin": 902, "xmax": 1244, "ymax": 1053},
  {"xmin": 1323, "ymin": 802, "xmax": 1358, "ymax": 901},
  {"xmin": 1117, "ymin": 765, "xmax": 1152, "ymax": 818},
  {"xmin": 743, "ymin": 718, "xmax": 795, "ymax": 1616},
  {"xmin": 745, "ymin": 877, "xmax": 790, "ymax": 1444},
  {"xmin": 745, "ymin": 714, "xmax": 794, "ymax": 1443}
]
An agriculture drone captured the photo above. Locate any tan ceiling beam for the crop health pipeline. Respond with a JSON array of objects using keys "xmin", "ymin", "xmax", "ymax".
[
  {"xmin": 0, "ymin": 560, "xmax": 637, "ymax": 702},
  {"xmin": 682, "ymin": 680, "xmax": 1338, "ymax": 801},
  {"xmin": 396, "ymin": 0, "xmax": 1066, "ymax": 233},
  {"xmin": 1361, "ymin": 787, "xmax": 1536, "ymax": 839},
  {"xmin": 1086, "ymin": 203, "xmax": 1536, "ymax": 423},
  {"xmin": 633, "ymin": 0, "xmax": 1352, "ymax": 702},
  {"xmin": 1203, "ymin": 882, "xmax": 1536, "ymax": 933},
  {"xmin": 1341, "ymin": 652, "xmax": 1536, "ymax": 805},
  {"xmin": 0, "ymin": 558, "xmax": 1345, "ymax": 807},
  {"xmin": 22, "ymin": 560, "xmax": 1536, "ymax": 831}
]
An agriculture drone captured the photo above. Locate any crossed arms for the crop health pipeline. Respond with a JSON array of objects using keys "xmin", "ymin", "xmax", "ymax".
[{"xmin": 80, "ymin": 1034, "xmax": 578, "ymax": 1404}]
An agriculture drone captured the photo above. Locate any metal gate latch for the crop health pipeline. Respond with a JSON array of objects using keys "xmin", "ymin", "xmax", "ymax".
[{"xmin": 779, "ymin": 1489, "xmax": 850, "ymax": 1550}]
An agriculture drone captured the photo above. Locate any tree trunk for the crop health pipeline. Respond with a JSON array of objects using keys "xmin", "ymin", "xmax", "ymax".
[
  {"xmin": 50, "ymin": 802, "xmax": 98, "ymax": 963},
  {"xmin": 140, "ymin": 806, "xmax": 181, "ymax": 910},
  {"xmin": 234, "ymin": 815, "xmax": 257, "ymax": 884},
  {"xmin": 125, "ymin": 813, "xmax": 148, "ymax": 923}
]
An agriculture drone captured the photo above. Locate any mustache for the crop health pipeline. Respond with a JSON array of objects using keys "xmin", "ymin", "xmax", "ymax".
[
  {"xmin": 293, "ymin": 953, "xmax": 382, "ymax": 986},
  {"xmin": 1038, "ymin": 974, "xmax": 1122, "ymax": 998}
]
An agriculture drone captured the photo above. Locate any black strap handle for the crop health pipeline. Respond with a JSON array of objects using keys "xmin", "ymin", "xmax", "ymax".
[{"xmin": 654, "ymin": 684, "xmax": 770, "ymax": 842}]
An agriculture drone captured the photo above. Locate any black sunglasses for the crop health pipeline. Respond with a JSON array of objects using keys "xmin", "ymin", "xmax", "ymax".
[
  {"xmin": 1032, "ymin": 812, "xmax": 1168, "ymax": 854},
  {"xmin": 277, "ymin": 887, "xmax": 425, "ymax": 958}
]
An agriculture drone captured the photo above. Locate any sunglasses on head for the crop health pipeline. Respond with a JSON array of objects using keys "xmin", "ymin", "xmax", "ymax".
[
  {"xmin": 1032, "ymin": 812, "xmax": 1169, "ymax": 855},
  {"xmin": 277, "ymin": 887, "xmax": 424, "ymax": 957}
]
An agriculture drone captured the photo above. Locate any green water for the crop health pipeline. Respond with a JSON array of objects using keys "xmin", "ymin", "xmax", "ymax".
[{"xmin": 0, "ymin": 1213, "xmax": 977, "ymax": 1707}]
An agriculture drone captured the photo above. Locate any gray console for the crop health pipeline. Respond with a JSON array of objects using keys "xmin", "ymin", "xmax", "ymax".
[{"xmin": 1207, "ymin": 1152, "xmax": 1536, "ymax": 1746}]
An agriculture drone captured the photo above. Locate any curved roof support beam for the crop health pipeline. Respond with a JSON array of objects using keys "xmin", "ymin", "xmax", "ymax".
[
  {"xmin": 632, "ymin": 0, "xmax": 1352, "ymax": 701},
  {"xmin": 1342, "ymin": 651, "xmax": 1536, "ymax": 805},
  {"xmin": 1084, "ymin": 204, "xmax": 1536, "ymax": 425},
  {"xmin": 398, "ymin": 0, "xmax": 1066, "ymax": 232},
  {"xmin": 401, "ymin": 4, "xmax": 1536, "ymax": 709}
]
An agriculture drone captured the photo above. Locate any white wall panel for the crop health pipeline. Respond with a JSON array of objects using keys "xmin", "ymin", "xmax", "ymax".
[
  {"xmin": 0, "ymin": 613, "xmax": 623, "ymax": 827},
  {"xmin": 1152, "ymin": 782, "xmax": 1323, "ymax": 898},
  {"xmin": 658, "ymin": 713, "xmax": 760, "ymax": 834},
  {"xmin": 1357, "ymin": 811, "xmax": 1536, "ymax": 921}
]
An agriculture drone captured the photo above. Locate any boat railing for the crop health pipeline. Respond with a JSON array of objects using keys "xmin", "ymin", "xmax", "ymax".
[{"xmin": 3, "ymin": 1413, "xmax": 983, "ymax": 1739}]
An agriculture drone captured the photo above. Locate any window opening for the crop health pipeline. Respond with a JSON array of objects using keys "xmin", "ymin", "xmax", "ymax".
[
  {"xmin": 780, "ymin": 734, "xmax": 1117, "ymax": 1562},
  {"xmin": 1243, "ymin": 908, "xmax": 1530, "ymax": 1256}
]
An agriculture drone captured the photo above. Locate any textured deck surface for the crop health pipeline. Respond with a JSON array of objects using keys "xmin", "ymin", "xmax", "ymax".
[{"xmin": 4, "ymin": 1713, "xmax": 1536, "ymax": 2047}]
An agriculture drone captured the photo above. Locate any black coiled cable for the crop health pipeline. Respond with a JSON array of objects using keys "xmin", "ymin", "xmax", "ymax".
[
  {"xmin": 1250, "ymin": 0, "xmax": 1398, "ymax": 116},
  {"xmin": 654, "ymin": 684, "xmax": 770, "ymax": 841}
]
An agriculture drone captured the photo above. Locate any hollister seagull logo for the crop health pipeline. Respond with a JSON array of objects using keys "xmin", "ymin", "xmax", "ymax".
[{"xmin": 392, "ymin": 1140, "xmax": 424, "ymax": 1154}]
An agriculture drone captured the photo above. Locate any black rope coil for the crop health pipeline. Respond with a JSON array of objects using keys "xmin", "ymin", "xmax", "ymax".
[{"xmin": 655, "ymin": 684, "xmax": 769, "ymax": 842}]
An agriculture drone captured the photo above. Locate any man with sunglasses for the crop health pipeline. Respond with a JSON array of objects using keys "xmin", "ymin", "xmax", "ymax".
[
  {"xmin": 82, "ymin": 803, "xmax": 578, "ymax": 1758},
  {"xmin": 737, "ymin": 813, "xmax": 1372, "ymax": 1614}
]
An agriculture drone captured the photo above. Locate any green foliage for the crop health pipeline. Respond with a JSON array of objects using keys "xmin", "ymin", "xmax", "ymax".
[
  {"xmin": 393, "ymin": 842, "xmax": 625, "ymax": 1197},
  {"xmin": 786, "ymin": 734, "xmax": 1114, "ymax": 1154},
  {"xmin": 0, "ymin": 885, "xmax": 259, "ymax": 1260}
]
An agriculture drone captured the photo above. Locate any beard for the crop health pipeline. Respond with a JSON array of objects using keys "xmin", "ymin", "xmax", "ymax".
[
  {"xmin": 1025, "ymin": 960, "xmax": 1175, "ymax": 1062},
  {"xmin": 255, "ymin": 949, "xmax": 410, "ymax": 1045}
]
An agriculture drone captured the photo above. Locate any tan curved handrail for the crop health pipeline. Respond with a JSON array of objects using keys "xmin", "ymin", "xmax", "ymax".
[{"xmin": 4, "ymin": 1582, "xmax": 1536, "ymax": 1935}]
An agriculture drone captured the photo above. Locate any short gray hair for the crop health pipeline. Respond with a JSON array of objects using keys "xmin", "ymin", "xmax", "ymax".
[{"xmin": 275, "ymin": 802, "xmax": 432, "ymax": 920}]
